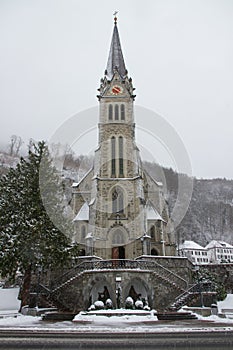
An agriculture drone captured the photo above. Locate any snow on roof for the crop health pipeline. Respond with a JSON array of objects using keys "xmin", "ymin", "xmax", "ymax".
[
  {"xmin": 72, "ymin": 167, "xmax": 93, "ymax": 188},
  {"xmin": 205, "ymin": 240, "xmax": 233, "ymax": 249},
  {"xmin": 73, "ymin": 202, "xmax": 89, "ymax": 221},
  {"xmin": 89, "ymin": 198, "xmax": 96, "ymax": 206},
  {"xmin": 180, "ymin": 240, "xmax": 205, "ymax": 250},
  {"xmin": 146, "ymin": 203, "xmax": 164, "ymax": 221}
]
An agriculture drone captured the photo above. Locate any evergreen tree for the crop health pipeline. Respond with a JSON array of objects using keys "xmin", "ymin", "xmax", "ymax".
[{"xmin": 0, "ymin": 141, "xmax": 74, "ymax": 310}]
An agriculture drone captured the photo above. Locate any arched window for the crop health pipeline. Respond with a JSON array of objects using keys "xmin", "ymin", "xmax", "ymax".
[
  {"xmin": 81, "ymin": 225, "xmax": 86, "ymax": 242},
  {"xmin": 115, "ymin": 104, "xmax": 119, "ymax": 120},
  {"xmin": 119, "ymin": 136, "xmax": 124, "ymax": 176},
  {"xmin": 121, "ymin": 104, "xmax": 125, "ymax": 120},
  {"xmin": 150, "ymin": 225, "xmax": 155, "ymax": 240},
  {"xmin": 113, "ymin": 229, "xmax": 124, "ymax": 245},
  {"xmin": 112, "ymin": 187, "xmax": 124, "ymax": 214},
  {"xmin": 108, "ymin": 104, "xmax": 113, "ymax": 120},
  {"xmin": 111, "ymin": 137, "xmax": 116, "ymax": 176}
]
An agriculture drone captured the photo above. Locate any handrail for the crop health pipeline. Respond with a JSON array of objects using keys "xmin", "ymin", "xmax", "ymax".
[{"xmin": 51, "ymin": 259, "xmax": 189, "ymax": 292}]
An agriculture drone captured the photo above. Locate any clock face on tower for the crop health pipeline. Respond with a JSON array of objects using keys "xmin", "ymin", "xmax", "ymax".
[{"xmin": 111, "ymin": 85, "xmax": 123, "ymax": 95}]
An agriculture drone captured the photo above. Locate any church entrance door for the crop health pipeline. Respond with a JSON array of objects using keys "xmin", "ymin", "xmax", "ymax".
[{"xmin": 112, "ymin": 246, "xmax": 125, "ymax": 260}]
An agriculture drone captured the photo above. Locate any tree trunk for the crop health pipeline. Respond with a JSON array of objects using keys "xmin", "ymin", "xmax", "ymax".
[{"xmin": 19, "ymin": 266, "xmax": 32, "ymax": 312}]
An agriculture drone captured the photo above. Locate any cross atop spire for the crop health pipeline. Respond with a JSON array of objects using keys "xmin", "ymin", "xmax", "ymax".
[
  {"xmin": 105, "ymin": 15, "xmax": 127, "ymax": 80},
  {"xmin": 113, "ymin": 11, "xmax": 118, "ymax": 24}
]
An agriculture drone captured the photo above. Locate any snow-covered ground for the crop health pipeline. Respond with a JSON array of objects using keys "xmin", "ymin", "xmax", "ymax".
[{"xmin": 0, "ymin": 288, "xmax": 233, "ymax": 333}]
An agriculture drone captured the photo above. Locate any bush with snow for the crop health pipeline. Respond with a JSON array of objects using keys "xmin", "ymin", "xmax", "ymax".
[
  {"xmin": 94, "ymin": 300, "xmax": 104, "ymax": 310},
  {"xmin": 125, "ymin": 296, "xmax": 134, "ymax": 309},
  {"xmin": 135, "ymin": 300, "xmax": 143, "ymax": 309},
  {"xmin": 88, "ymin": 304, "xmax": 95, "ymax": 311},
  {"xmin": 105, "ymin": 298, "xmax": 113, "ymax": 309},
  {"xmin": 143, "ymin": 305, "xmax": 150, "ymax": 311}
]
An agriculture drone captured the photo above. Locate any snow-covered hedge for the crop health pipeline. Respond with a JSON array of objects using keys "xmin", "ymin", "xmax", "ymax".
[
  {"xmin": 125, "ymin": 296, "xmax": 134, "ymax": 309},
  {"xmin": 93, "ymin": 300, "xmax": 104, "ymax": 310},
  {"xmin": 135, "ymin": 300, "xmax": 143, "ymax": 309},
  {"xmin": 105, "ymin": 298, "xmax": 113, "ymax": 309}
]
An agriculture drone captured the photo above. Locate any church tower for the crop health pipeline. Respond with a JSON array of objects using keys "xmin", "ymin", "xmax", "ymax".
[{"xmin": 72, "ymin": 16, "xmax": 176, "ymax": 259}]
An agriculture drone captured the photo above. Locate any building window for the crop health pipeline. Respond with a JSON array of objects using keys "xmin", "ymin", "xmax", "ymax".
[
  {"xmin": 150, "ymin": 226, "xmax": 155, "ymax": 240},
  {"xmin": 121, "ymin": 104, "xmax": 125, "ymax": 120},
  {"xmin": 111, "ymin": 137, "xmax": 116, "ymax": 176},
  {"xmin": 109, "ymin": 104, "xmax": 113, "ymax": 120},
  {"xmin": 115, "ymin": 104, "xmax": 119, "ymax": 120},
  {"xmin": 113, "ymin": 229, "xmax": 124, "ymax": 245},
  {"xmin": 112, "ymin": 187, "xmax": 124, "ymax": 214},
  {"xmin": 119, "ymin": 136, "xmax": 124, "ymax": 176}
]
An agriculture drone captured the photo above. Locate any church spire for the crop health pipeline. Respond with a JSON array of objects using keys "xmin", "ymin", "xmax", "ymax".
[{"xmin": 105, "ymin": 14, "xmax": 127, "ymax": 80}]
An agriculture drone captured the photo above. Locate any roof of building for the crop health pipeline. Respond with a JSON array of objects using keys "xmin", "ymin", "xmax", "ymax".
[
  {"xmin": 179, "ymin": 240, "xmax": 205, "ymax": 250},
  {"xmin": 146, "ymin": 203, "xmax": 164, "ymax": 221},
  {"xmin": 205, "ymin": 240, "xmax": 233, "ymax": 249},
  {"xmin": 72, "ymin": 167, "xmax": 93, "ymax": 188},
  {"xmin": 73, "ymin": 202, "xmax": 89, "ymax": 221},
  {"xmin": 105, "ymin": 21, "xmax": 127, "ymax": 80}
]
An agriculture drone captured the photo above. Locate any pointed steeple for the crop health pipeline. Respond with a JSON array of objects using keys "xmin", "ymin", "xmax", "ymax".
[{"xmin": 105, "ymin": 16, "xmax": 127, "ymax": 80}]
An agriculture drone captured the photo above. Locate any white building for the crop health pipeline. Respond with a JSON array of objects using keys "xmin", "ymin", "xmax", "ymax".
[
  {"xmin": 205, "ymin": 240, "xmax": 233, "ymax": 264},
  {"xmin": 179, "ymin": 240, "xmax": 209, "ymax": 265}
]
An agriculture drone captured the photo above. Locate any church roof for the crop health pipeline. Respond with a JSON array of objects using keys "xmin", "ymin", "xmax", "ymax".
[
  {"xmin": 146, "ymin": 203, "xmax": 164, "ymax": 221},
  {"xmin": 73, "ymin": 202, "xmax": 89, "ymax": 221},
  {"xmin": 105, "ymin": 19, "xmax": 127, "ymax": 80}
]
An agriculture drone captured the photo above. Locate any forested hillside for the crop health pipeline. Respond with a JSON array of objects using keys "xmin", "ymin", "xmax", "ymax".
[{"xmin": 144, "ymin": 162, "xmax": 233, "ymax": 247}]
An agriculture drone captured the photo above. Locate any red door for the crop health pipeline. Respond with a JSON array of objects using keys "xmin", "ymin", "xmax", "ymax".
[{"xmin": 112, "ymin": 247, "xmax": 119, "ymax": 260}]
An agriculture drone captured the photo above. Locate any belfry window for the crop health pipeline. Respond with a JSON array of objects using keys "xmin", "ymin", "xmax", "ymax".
[
  {"xmin": 111, "ymin": 137, "xmax": 116, "ymax": 176},
  {"xmin": 109, "ymin": 104, "xmax": 113, "ymax": 120},
  {"xmin": 119, "ymin": 136, "xmax": 124, "ymax": 176},
  {"xmin": 115, "ymin": 105, "xmax": 119, "ymax": 120},
  {"xmin": 121, "ymin": 104, "xmax": 125, "ymax": 120},
  {"xmin": 112, "ymin": 187, "xmax": 124, "ymax": 214}
]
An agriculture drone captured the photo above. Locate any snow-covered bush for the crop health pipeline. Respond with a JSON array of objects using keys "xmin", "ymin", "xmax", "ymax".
[
  {"xmin": 135, "ymin": 300, "xmax": 143, "ymax": 309},
  {"xmin": 88, "ymin": 304, "xmax": 95, "ymax": 311},
  {"xmin": 94, "ymin": 300, "xmax": 104, "ymax": 310},
  {"xmin": 125, "ymin": 296, "xmax": 134, "ymax": 309},
  {"xmin": 105, "ymin": 298, "xmax": 113, "ymax": 309},
  {"xmin": 143, "ymin": 305, "xmax": 150, "ymax": 311}
]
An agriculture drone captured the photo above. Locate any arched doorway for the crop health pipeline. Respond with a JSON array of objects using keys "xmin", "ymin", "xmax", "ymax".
[
  {"xmin": 111, "ymin": 227, "xmax": 127, "ymax": 260},
  {"xmin": 151, "ymin": 248, "xmax": 159, "ymax": 256},
  {"xmin": 112, "ymin": 245, "xmax": 125, "ymax": 260}
]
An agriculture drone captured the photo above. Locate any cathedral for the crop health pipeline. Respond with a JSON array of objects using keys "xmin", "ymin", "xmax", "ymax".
[
  {"xmin": 72, "ymin": 16, "xmax": 176, "ymax": 260},
  {"xmin": 38, "ymin": 17, "xmax": 198, "ymax": 313}
]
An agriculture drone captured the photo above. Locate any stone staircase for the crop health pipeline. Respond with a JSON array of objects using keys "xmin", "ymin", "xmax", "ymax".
[
  {"xmin": 34, "ymin": 259, "xmax": 192, "ymax": 312},
  {"xmin": 168, "ymin": 280, "xmax": 216, "ymax": 311}
]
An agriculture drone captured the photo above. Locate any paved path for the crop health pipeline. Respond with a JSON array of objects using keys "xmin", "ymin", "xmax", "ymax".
[{"xmin": 0, "ymin": 330, "xmax": 233, "ymax": 349}]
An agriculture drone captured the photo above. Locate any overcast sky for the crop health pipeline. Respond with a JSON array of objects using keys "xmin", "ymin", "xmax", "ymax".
[{"xmin": 0, "ymin": 0, "xmax": 233, "ymax": 179}]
